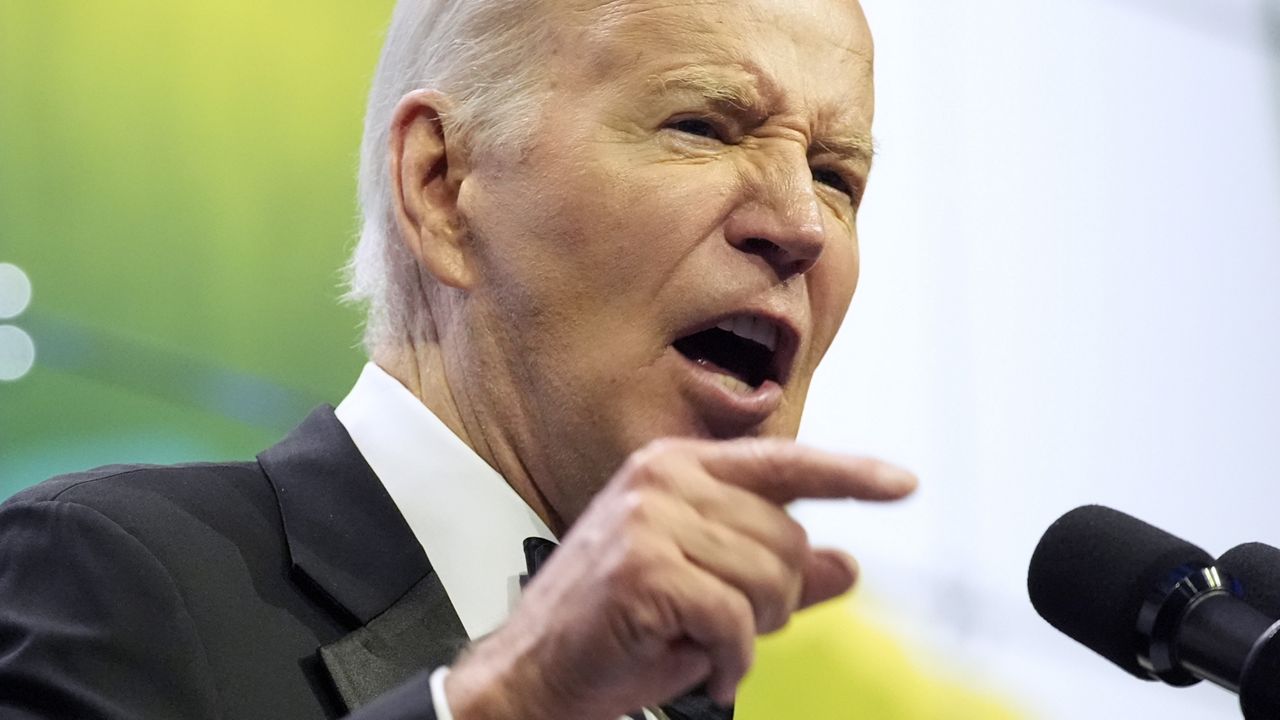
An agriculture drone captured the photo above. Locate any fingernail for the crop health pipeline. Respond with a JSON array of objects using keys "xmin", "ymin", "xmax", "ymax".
[
  {"xmin": 884, "ymin": 466, "xmax": 918, "ymax": 489},
  {"xmin": 834, "ymin": 552, "xmax": 859, "ymax": 585}
]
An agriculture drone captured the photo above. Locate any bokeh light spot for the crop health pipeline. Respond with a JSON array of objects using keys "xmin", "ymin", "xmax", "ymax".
[
  {"xmin": 0, "ymin": 264, "xmax": 33, "ymax": 319},
  {"xmin": 0, "ymin": 325, "xmax": 36, "ymax": 381}
]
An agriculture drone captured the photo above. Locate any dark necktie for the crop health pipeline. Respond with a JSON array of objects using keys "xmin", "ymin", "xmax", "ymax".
[{"xmin": 523, "ymin": 538, "xmax": 734, "ymax": 720}]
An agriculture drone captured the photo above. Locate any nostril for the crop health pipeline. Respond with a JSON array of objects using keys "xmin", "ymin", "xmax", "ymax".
[
  {"xmin": 741, "ymin": 237, "xmax": 781, "ymax": 258},
  {"xmin": 787, "ymin": 256, "xmax": 817, "ymax": 276},
  {"xmin": 738, "ymin": 236, "xmax": 817, "ymax": 278}
]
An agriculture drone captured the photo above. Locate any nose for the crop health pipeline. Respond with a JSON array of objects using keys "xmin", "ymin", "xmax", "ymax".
[{"xmin": 723, "ymin": 162, "xmax": 827, "ymax": 279}]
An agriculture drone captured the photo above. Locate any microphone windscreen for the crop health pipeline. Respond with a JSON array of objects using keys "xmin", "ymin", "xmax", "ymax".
[
  {"xmin": 1218, "ymin": 543, "xmax": 1280, "ymax": 620},
  {"xmin": 1027, "ymin": 505, "xmax": 1213, "ymax": 679}
]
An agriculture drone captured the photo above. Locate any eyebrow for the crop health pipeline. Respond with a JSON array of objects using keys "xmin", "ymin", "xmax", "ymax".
[
  {"xmin": 647, "ymin": 66, "xmax": 766, "ymax": 113},
  {"xmin": 647, "ymin": 66, "xmax": 877, "ymax": 167},
  {"xmin": 813, "ymin": 134, "xmax": 877, "ymax": 168}
]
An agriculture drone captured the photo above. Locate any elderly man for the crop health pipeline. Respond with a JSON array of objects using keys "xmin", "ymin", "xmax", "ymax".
[{"xmin": 0, "ymin": 0, "xmax": 914, "ymax": 718}]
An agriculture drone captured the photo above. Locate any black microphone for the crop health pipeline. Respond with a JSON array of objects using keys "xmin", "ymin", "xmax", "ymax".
[
  {"xmin": 1216, "ymin": 541, "xmax": 1280, "ymax": 719},
  {"xmin": 1219, "ymin": 543, "xmax": 1280, "ymax": 618},
  {"xmin": 1028, "ymin": 506, "xmax": 1280, "ymax": 719}
]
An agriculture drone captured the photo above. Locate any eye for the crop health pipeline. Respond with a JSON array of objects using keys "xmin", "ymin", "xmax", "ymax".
[
  {"xmin": 667, "ymin": 118, "xmax": 726, "ymax": 142},
  {"xmin": 812, "ymin": 167, "xmax": 855, "ymax": 199}
]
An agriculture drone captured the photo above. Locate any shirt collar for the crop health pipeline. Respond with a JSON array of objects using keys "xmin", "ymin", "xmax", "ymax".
[{"xmin": 334, "ymin": 362, "xmax": 555, "ymax": 639}]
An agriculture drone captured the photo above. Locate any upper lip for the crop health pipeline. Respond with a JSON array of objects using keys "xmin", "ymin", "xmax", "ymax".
[{"xmin": 672, "ymin": 305, "xmax": 802, "ymax": 386}]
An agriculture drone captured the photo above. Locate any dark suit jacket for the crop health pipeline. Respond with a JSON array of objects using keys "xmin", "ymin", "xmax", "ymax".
[{"xmin": 0, "ymin": 406, "xmax": 466, "ymax": 719}]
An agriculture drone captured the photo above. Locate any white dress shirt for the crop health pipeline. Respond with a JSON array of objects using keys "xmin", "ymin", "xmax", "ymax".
[{"xmin": 335, "ymin": 363, "xmax": 663, "ymax": 720}]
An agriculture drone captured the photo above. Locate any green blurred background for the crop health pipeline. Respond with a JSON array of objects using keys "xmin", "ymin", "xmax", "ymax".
[{"xmin": 1, "ymin": 1, "xmax": 396, "ymax": 496}]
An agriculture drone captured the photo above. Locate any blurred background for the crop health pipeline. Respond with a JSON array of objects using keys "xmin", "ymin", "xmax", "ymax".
[
  {"xmin": 1, "ymin": 1, "xmax": 1277, "ymax": 718},
  {"xmin": 0, "ymin": 2, "xmax": 381, "ymax": 483}
]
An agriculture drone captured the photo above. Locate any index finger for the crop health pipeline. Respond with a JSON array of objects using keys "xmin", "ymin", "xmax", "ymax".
[{"xmin": 690, "ymin": 438, "xmax": 918, "ymax": 505}]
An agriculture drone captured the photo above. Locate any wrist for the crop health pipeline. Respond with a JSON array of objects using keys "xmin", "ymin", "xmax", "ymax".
[{"xmin": 444, "ymin": 634, "xmax": 562, "ymax": 720}]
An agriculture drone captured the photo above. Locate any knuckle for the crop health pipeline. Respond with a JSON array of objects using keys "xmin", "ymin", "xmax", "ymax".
[
  {"xmin": 766, "ymin": 563, "xmax": 795, "ymax": 606},
  {"xmin": 779, "ymin": 518, "xmax": 811, "ymax": 560},
  {"xmin": 609, "ymin": 594, "xmax": 666, "ymax": 650},
  {"xmin": 622, "ymin": 451, "xmax": 678, "ymax": 492},
  {"xmin": 733, "ymin": 437, "xmax": 772, "ymax": 463},
  {"xmin": 617, "ymin": 488, "xmax": 653, "ymax": 523},
  {"xmin": 629, "ymin": 462, "xmax": 669, "ymax": 491},
  {"xmin": 754, "ymin": 563, "xmax": 796, "ymax": 632},
  {"xmin": 633, "ymin": 437, "xmax": 685, "ymax": 466},
  {"xmin": 607, "ymin": 532, "xmax": 672, "ymax": 590},
  {"xmin": 736, "ymin": 436, "xmax": 791, "ymax": 466},
  {"xmin": 720, "ymin": 591, "xmax": 756, "ymax": 635}
]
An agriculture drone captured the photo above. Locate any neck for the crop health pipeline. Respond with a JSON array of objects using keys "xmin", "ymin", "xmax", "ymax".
[{"xmin": 372, "ymin": 338, "xmax": 567, "ymax": 536}]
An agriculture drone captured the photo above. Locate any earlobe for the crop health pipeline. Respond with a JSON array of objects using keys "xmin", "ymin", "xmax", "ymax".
[{"xmin": 390, "ymin": 89, "xmax": 474, "ymax": 290}]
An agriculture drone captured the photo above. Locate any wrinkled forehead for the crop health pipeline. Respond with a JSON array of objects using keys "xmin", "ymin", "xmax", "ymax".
[{"xmin": 559, "ymin": 0, "xmax": 874, "ymax": 126}]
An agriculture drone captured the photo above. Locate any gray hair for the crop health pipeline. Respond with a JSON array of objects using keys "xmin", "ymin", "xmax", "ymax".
[{"xmin": 346, "ymin": 0, "xmax": 557, "ymax": 353}]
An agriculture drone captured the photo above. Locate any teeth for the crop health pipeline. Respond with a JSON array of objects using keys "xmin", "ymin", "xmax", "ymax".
[
  {"xmin": 716, "ymin": 315, "xmax": 779, "ymax": 352},
  {"xmin": 717, "ymin": 373, "xmax": 755, "ymax": 395},
  {"xmin": 757, "ymin": 318, "xmax": 779, "ymax": 351},
  {"xmin": 733, "ymin": 316, "xmax": 755, "ymax": 345}
]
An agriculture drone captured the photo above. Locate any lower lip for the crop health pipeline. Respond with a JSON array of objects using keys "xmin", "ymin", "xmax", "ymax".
[{"xmin": 668, "ymin": 347, "xmax": 784, "ymax": 427}]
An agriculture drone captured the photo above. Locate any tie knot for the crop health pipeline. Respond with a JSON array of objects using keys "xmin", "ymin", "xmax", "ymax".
[{"xmin": 522, "ymin": 537, "xmax": 558, "ymax": 583}]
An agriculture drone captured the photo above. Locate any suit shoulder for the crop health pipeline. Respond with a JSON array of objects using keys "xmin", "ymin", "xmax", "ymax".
[
  {"xmin": 1, "ymin": 458, "xmax": 291, "ymax": 613},
  {"xmin": 0, "ymin": 467, "xmax": 228, "ymax": 717},
  {"xmin": 3, "ymin": 460, "xmax": 273, "ymax": 535}
]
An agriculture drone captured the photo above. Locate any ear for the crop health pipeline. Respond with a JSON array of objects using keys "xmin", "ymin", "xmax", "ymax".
[{"xmin": 390, "ymin": 89, "xmax": 474, "ymax": 290}]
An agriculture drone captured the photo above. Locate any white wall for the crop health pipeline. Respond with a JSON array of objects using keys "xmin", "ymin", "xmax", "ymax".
[{"xmin": 797, "ymin": 0, "xmax": 1280, "ymax": 717}]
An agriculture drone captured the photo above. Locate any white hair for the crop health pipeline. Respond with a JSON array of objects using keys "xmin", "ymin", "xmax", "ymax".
[{"xmin": 346, "ymin": 0, "xmax": 558, "ymax": 353}]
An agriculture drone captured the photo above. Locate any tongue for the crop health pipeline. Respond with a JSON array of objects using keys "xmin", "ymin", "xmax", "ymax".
[{"xmin": 686, "ymin": 355, "xmax": 753, "ymax": 386}]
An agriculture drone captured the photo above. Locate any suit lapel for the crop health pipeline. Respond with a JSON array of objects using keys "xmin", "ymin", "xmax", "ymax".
[
  {"xmin": 319, "ymin": 572, "xmax": 468, "ymax": 709},
  {"xmin": 258, "ymin": 406, "xmax": 469, "ymax": 712}
]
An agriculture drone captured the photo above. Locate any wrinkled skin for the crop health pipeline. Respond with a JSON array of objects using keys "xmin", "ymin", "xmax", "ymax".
[
  {"xmin": 384, "ymin": 0, "xmax": 910, "ymax": 716},
  {"xmin": 390, "ymin": 0, "xmax": 876, "ymax": 530}
]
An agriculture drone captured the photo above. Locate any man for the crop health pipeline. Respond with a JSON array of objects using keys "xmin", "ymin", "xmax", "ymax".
[{"xmin": 0, "ymin": 0, "xmax": 915, "ymax": 718}]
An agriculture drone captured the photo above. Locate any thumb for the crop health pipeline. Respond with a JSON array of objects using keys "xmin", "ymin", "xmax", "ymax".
[{"xmin": 799, "ymin": 549, "xmax": 859, "ymax": 609}]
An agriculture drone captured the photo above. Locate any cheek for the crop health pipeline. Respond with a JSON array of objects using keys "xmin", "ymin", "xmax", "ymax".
[
  {"xmin": 807, "ymin": 226, "xmax": 861, "ymax": 358},
  {"xmin": 540, "ymin": 157, "xmax": 735, "ymax": 303},
  {"xmin": 460, "ymin": 151, "xmax": 724, "ymax": 364}
]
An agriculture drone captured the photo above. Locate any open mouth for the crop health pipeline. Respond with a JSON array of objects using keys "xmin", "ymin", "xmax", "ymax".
[{"xmin": 672, "ymin": 314, "xmax": 793, "ymax": 391}]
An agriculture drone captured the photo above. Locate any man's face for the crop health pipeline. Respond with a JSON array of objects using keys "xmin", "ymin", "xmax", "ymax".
[{"xmin": 451, "ymin": 0, "xmax": 875, "ymax": 522}]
